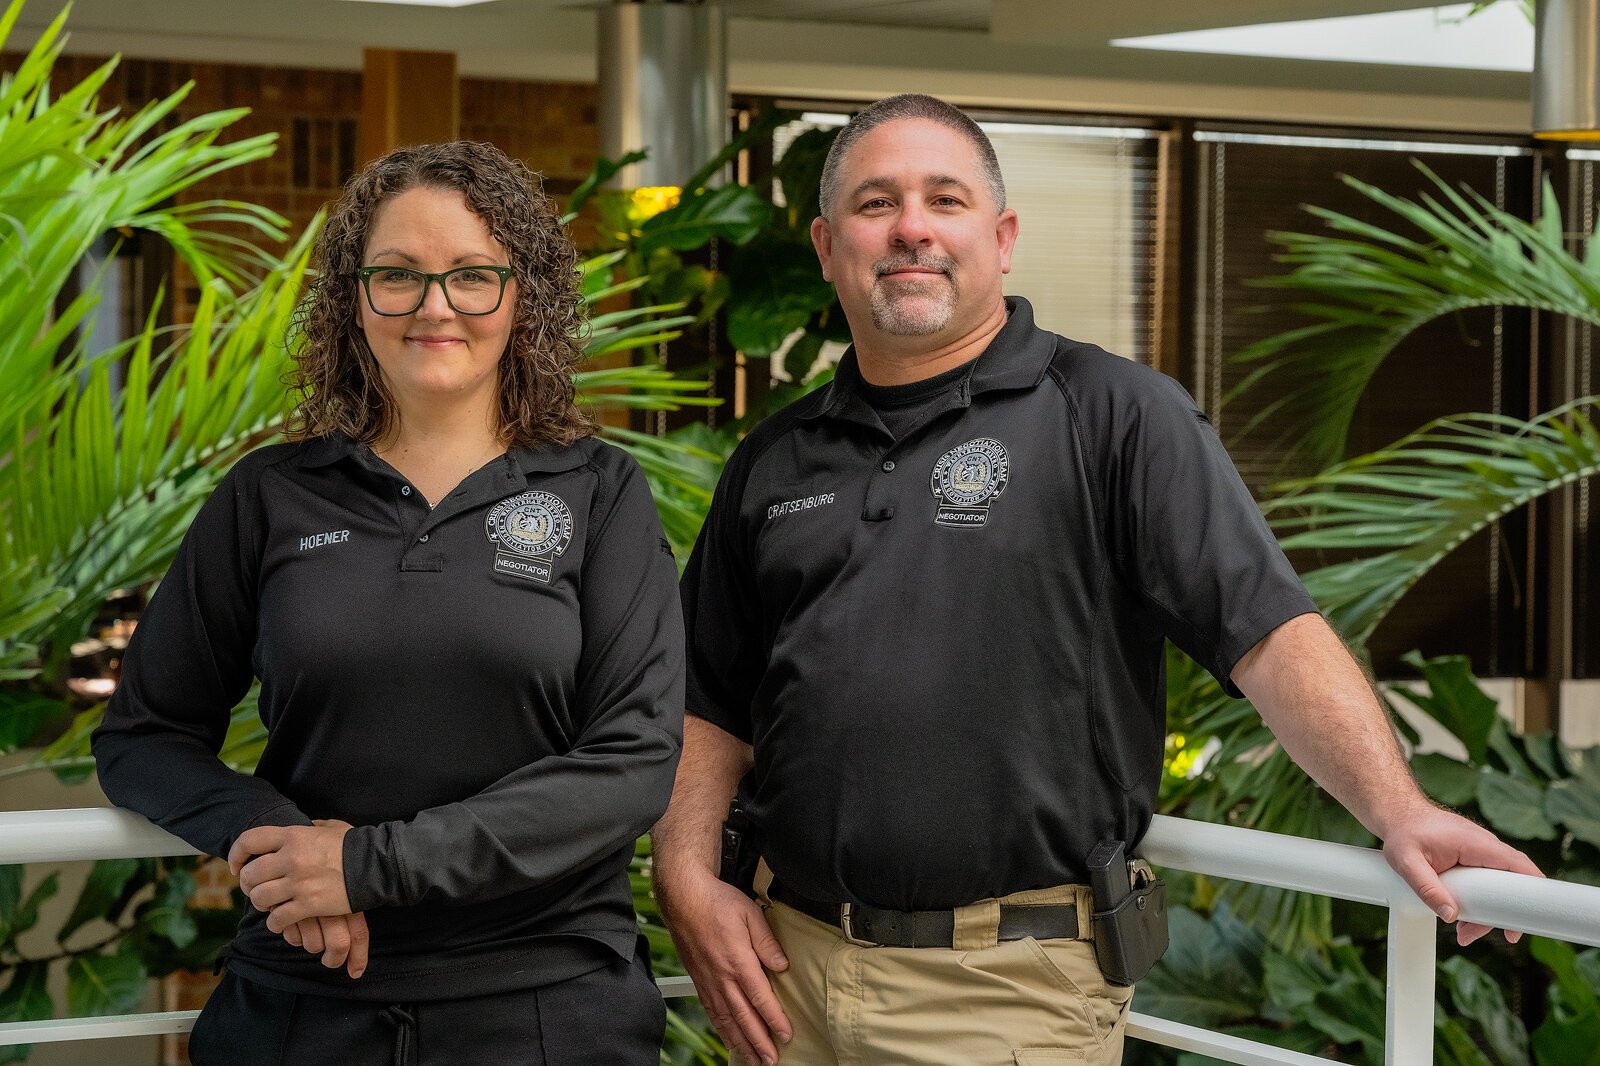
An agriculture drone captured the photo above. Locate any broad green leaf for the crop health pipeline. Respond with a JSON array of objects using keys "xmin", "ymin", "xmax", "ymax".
[
  {"xmin": 1262, "ymin": 947, "xmax": 1386, "ymax": 1061},
  {"xmin": 1438, "ymin": 956, "xmax": 1530, "ymax": 1065},
  {"xmin": 1548, "ymin": 779, "xmax": 1600, "ymax": 847},
  {"xmin": 1410, "ymin": 752, "xmax": 1481, "ymax": 807},
  {"xmin": 0, "ymin": 694, "xmax": 64, "ymax": 753},
  {"xmin": 65, "ymin": 952, "xmax": 145, "ymax": 1018},
  {"xmin": 58, "ymin": 858, "xmax": 140, "ymax": 945},
  {"xmin": 725, "ymin": 239, "xmax": 837, "ymax": 356},
  {"xmin": 635, "ymin": 184, "xmax": 771, "ymax": 254},
  {"xmin": 1435, "ymin": 1013, "xmax": 1496, "ymax": 1066},
  {"xmin": 1523, "ymin": 941, "xmax": 1600, "ymax": 1065},
  {"xmin": 136, "ymin": 866, "xmax": 198, "ymax": 950},
  {"xmin": 1523, "ymin": 731, "xmax": 1567, "ymax": 782},
  {"xmin": 1132, "ymin": 907, "xmax": 1263, "ymax": 1027},
  {"xmin": 1476, "ymin": 770, "xmax": 1556, "ymax": 840},
  {"xmin": 0, "ymin": 961, "xmax": 51, "ymax": 1063},
  {"xmin": 0, "ymin": 865, "xmax": 20, "ymax": 929},
  {"xmin": 9, "ymin": 872, "xmax": 58, "ymax": 939},
  {"xmin": 1395, "ymin": 653, "xmax": 1497, "ymax": 764}
]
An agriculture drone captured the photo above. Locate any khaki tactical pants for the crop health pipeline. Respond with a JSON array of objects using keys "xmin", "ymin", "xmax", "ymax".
[{"xmin": 735, "ymin": 881, "xmax": 1133, "ymax": 1066}]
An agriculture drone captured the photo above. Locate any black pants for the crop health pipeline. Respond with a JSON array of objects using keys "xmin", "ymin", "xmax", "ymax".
[{"xmin": 188, "ymin": 945, "xmax": 665, "ymax": 1066}]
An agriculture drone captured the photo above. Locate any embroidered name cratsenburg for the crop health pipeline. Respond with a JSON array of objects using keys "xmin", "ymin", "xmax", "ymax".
[{"xmin": 767, "ymin": 493, "xmax": 836, "ymax": 521}]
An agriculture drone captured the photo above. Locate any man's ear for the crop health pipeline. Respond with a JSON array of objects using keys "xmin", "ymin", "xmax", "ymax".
[
  {"xmin": 811, "ymin": 215, "xmax": 834, "ymax": 282},
  {"xmin": 996, "ymin": 208, "xmax": 1019, "ymax": 276}
]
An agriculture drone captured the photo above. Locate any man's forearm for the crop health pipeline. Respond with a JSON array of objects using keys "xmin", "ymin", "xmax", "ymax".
[
  {"xmin": 1231, "ymin": 612, "xmax": 1431, "ymax": 840},
  {"xmin": 651, "ymin": 716, "xmax": 755, "ymax": 906}
]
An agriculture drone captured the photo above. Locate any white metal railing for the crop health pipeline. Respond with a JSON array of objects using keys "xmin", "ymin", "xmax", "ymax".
[{"xmin": 1, "ymin": 809, "xmax": 1595, "ymax": 1063}]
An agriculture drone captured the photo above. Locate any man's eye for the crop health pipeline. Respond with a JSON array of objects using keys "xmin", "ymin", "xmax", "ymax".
[{"xmin": 861, "ymin": 198, "xmax": 893, "ymax": 211}]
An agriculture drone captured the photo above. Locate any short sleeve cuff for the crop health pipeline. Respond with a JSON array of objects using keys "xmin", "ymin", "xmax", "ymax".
[{"xmin": 1213, "ymin": 595, "xmax": 1322, "ymax": 698}]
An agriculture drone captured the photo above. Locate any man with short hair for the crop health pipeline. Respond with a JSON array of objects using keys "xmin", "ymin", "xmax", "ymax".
[{"xmin": 652, "ymin": 93, "xmax": 1538, "ymax": 1066}]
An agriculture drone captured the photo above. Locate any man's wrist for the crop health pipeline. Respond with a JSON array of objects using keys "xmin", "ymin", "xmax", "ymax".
[{"xmin": 1367, "ymin": 790, "xmax": 1440, "ymax": 842}]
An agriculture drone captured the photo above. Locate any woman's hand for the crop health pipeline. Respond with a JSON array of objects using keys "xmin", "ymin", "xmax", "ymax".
[
  {"xmin": 281, "ymin": 912, "xmax": 370, "ymax": 979},
  {"xmin": 229, "ymin": 819, "xmax": 355, "ymax": 933}
]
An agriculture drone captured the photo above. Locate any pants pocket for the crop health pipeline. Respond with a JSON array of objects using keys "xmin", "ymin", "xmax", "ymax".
[
  {"xmin": 1021, "ymin": 937, "xmax": 1135, "ymax": 1048},
  {"xmin": 1013, "ymin": 1051, "xmax": 1087, "ymax": 1064}
]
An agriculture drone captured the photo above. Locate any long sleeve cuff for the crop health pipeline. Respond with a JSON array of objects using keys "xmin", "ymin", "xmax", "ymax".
[{"xmin": 342, "ymin": 822, "xmax": 410, "ymax": 912}]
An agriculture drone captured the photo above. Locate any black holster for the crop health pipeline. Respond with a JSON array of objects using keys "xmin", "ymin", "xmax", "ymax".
[
  {"xmin": 1086, "ymin": 839, "xmax": 1168, "ymax": 986},
  {"xmin": 718, "ymin": 800, "xmax": 763, "ymax": 899}
]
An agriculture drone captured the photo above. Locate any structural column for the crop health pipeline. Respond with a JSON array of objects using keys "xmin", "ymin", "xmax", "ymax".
[
  {"xmin": 361, "ymin": 49, "xmax": 459, "ymax": 164},
  {"xmin": 597, "ymin": 1, "xmax": 728, "ymax": 189}
]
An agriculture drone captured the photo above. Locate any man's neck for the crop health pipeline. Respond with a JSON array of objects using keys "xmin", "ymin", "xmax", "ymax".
[{"xmin": 853, "ymin": 298, "xmax": 1008, "ymax": 386}]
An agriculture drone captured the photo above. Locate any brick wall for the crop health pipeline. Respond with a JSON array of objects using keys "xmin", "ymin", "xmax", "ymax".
[{"xmin": 1, "ymin": 53, "xmax": 601, "ymax": 317}]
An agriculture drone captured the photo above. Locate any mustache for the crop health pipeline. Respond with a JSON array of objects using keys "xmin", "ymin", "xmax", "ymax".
[{"xmin": 874, "ymin": 252, "xmax": 955, "ymax": 277}]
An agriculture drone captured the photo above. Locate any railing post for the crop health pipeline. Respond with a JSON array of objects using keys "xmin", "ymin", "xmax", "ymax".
[{"xmin": 1385, "ymin": 900, "xmax": 1437, "ymax": 1066}]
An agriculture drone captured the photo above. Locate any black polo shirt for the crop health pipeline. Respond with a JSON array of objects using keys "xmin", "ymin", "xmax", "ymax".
[
  {"xmin": 93, "ymin": 433, "xmax": 684, "ymax": 1000},
  {"xmin": 682, "ymin": 297, "xmax": 1315, "ymax": 911}
]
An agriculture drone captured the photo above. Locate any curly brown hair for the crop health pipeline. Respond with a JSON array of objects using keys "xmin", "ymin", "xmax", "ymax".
[{"xmin": 287, "ymin": 140, "xmax": 594, "ymax": 448}]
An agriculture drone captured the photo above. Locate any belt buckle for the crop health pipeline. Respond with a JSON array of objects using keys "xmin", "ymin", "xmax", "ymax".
[{"xmin": 838, "ymin": 903, "xmax": 876, "ymax": 946}]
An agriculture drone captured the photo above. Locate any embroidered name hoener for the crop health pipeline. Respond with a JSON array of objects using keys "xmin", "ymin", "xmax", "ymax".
[{"xmin": 298, "ymin": 530, "xmax": 351, "ymax": 551}]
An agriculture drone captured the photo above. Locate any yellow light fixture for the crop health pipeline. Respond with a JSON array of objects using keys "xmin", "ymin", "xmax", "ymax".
[{"xmin": 1534, "ymin": 0, "xmax": 1600, "ymax": 139}]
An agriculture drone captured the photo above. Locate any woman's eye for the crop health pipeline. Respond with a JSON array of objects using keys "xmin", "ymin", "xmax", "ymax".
[
  {"xmin": 374, "ymin": 269, "xmax": 418, "ymax": 285},
  {"xmin": 452, "ymin": 269, "xmax": 491, "ymax": 286}
]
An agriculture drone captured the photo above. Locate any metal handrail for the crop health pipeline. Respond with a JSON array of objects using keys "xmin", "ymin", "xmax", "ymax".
[{"xmin": 1, "ymin": 809, "xmax": 1594, "ymax": 1063}]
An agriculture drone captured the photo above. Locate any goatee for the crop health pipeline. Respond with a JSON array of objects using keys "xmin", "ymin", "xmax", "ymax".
[{"xmin": 870, "ymin": 251, "xmax": 957, "ymax": 336}]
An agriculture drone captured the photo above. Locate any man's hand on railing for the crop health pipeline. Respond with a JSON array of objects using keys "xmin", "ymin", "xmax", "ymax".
[{"xmin": 1381, "ymin": 803, "xmax": 1544, "ymax": 946}]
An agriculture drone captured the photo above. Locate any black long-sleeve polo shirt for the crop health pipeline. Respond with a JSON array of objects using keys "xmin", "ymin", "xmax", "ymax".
[
  {"xmin": 92, "ymin": 434, "xmax": 684, "ymax": 1000},
  {"xmin": 682, "ymin": 297, "xmax": 1317, "ymax": 912}
]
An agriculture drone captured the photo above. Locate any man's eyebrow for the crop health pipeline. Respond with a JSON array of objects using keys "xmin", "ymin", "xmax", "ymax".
[
  {"xmin": 846, "ymin": 175, "xmax": 977, "ymax": 203},
  {"xmin": 925, "ymin": 175, "xmax": 976, "ymax": 198}
]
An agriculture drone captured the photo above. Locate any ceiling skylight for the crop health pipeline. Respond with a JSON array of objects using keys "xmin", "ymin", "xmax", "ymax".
[{"xmin": 1113, "ymin": 3, "xmax": 1534, "ymax": 72}]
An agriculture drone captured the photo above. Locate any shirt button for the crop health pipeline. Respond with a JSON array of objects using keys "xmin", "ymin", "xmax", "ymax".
[
  {"xmin": 400, "ymin": 485, "xmax": 412, "ymax": 496},
  {"xmin": 882, "ymin": 460, "xmax": 896, "ymax": 472},
  {"xmin": 418, "ymin": 533, "xmax": 429, "ymax": 543}
]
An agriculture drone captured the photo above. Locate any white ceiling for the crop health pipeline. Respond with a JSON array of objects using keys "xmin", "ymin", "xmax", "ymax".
[
  {"xmin": 11, "ymin": 0, "xmax": 1505, "ymax": 54},
  {"xmin": 6, "ymin": 0, "xmax": 1531, "ymax": 132}
]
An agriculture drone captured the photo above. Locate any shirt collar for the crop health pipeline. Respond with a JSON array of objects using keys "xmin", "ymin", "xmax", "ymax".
[
  {"xmin": 296, "ymin": 432, "xmax": 591, "ymax": 477},
  {"xmin": 803, "ymin": 296, "xmax": 1054, "ymax": 424}
]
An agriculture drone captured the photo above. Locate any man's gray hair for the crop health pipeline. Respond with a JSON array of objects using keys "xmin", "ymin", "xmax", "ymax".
[{"xmin": 817, "ymin": 94, "xmax": 1006, "ymax": 219}]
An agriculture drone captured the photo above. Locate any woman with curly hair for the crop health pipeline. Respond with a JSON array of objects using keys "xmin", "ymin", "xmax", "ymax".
[{"xmin": 92, "ymin": 141, "xmax": 683, "ymax": 1064}]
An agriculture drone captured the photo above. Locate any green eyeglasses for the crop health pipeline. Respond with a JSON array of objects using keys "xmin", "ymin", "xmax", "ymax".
[{"xmin": 356, "ymin": 265, "xmax": 515, "ymax": 316}]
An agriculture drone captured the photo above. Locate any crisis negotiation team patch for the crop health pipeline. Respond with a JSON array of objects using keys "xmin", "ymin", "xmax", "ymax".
[
  {"xmin": 930, "ymin": 438, "xmax": 1009, "ymax": 528},
  {"xmin": 485, "ymin": 490, "xmax": 574, "ymax": 583}
]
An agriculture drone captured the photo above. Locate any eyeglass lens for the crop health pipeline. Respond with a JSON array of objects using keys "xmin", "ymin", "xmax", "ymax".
[{"xmin": 365, "ymin": 267, "xmax": 507, "ymax": 315}]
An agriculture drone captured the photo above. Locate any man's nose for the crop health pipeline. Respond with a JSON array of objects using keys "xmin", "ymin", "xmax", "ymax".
[{"xmin": 891, "ymin": 202, "xmax": 934, "ymax": 246}]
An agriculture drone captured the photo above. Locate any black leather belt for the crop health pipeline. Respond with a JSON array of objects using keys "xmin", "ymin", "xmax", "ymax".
[{"xmin": 769, "ymin": 880, "xmax": 1081, "ymax": 948}]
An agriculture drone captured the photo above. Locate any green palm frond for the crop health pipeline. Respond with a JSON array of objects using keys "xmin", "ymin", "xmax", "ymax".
[
  {"xmin": 1169, "ymin": 399, "xmax": 1600, "ymax": 948},
  {"xmin": 1270, "ymin": 399, "xmax": 1600, "ymax": 646},
  {"xmin": 0, "ymin": 29, "xmax": 283, "ymax": 433},
  {"xmin": 0, "ymin": 229, "xmax": 315, "ymax": 679},
  {"xmin": 1229, "ymin": 165, "xmax": 1600, "ymax": 471}
]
